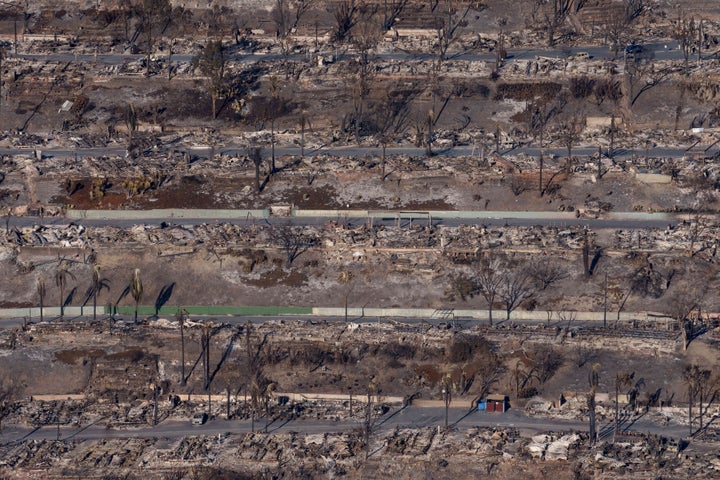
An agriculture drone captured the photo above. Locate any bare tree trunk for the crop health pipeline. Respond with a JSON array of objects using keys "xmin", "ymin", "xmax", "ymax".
[
  {"xmin": 381, "ymin": 144, "xmax": 387, "ymax": 180},
  {"xmin": 271, "ymin": 119, "xmax": 276, "ymax": 175},
  {"xmin": 588, "ymin": 392, "xmax": 596, "ymax": 444},
  {"xmin": 538, "ymin": 152, "xmax": 544, "ymax": 196},
  {"xmin": 426, "ymin": 113, "xmax": 434, "ymax": 156},
  {"xmin": 300, "ymin": 119, "xmax": 305, "ymax": 157},
  {"xmin": 699, "ymin": 386, "xmax": 704, "ymax": 436},
  {"xmin": 609, "ymin": 114, "xmax": 615, "ymax": 160},
  {"xmin": 364, "ymin": 389, "xmax": 372, "ymax": 459},
  {"xmin": 689, "ymin": 382, "xmax": 693, "ymax": 436},
  {"xmin": 615, "ymin": 382, "xmax": 619, "ymax": 442},
  {"xmin": 603, "ymin": 273, "xmax": 608, "ymax": 328}
]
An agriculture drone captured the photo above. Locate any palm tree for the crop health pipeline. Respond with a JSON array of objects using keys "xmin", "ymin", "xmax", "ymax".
[
  {"xmin": 88, "ymin": 266, "xmax": 110, "ymax": 321},
  {"xmin": 55, "ymin": 262, "xmax": 75, "ymax": 320},
  {"xmin": 130, "ymin": 268, "xmax": 143, "ymax": 323},
  {"xmin": 614, "ymin": 370, "xmax": 633, "ymax": 442},
  {"xmin": 36, "ymin": 278, "xmax": 46, "ymax": 322},
  {"xmin": 588, "ymin": 362, "xmax": 601, "ymax": 444}
]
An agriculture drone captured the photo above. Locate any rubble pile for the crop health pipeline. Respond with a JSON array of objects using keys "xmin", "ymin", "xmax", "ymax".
[
  {"xmin": 2, "ymin": 427, "xmax": 718, "ymax": 479},
  {"xmin": 1, "ymin": 220, "xmax": 717, "ymax": 263}
]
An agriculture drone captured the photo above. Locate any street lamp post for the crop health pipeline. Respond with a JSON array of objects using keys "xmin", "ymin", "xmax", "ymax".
[{"xmin": 442, "ymin": 375, "xmax": 452, "ymax": 430}]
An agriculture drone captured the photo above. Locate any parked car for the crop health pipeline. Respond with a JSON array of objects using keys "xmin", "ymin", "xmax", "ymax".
[{"xmin": 191, "ymin": 412, "xmax": 208, "ymax": 425}]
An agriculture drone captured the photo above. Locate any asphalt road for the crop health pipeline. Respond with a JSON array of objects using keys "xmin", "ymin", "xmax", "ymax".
[
  {"xmin": 0, "ymin": 310, "xmax": 624, "ymax": 330},
  {"xmin": 7, "ymin": 211, "xmax": 682, "ymax": 231},
  {"xmin": 15, "ymin": 40, "xmax": 694, "ymax": 66},
  {"xmin": 0, "ymin": 405, "xmax": 689, "ymax": 445},
  {"xmin": 0, "ymin": 143, "xmax": 702, "ymax": 161}
]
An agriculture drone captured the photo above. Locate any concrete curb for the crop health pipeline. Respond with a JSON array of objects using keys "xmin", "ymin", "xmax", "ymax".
[
  {"xmin": 62, "ymin": 208, "xmax": 684, "ymax": 222},
  {"xmin": 0, "ymin": 305, "xmax": 676, "ymax": 325}
]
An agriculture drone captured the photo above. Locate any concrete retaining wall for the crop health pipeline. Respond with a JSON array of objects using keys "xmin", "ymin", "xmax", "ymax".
[
  {"xmin": 311, "ymin": 307, "xmax": 670, "ymax": 323},
  {"xmin": 412, "ymin": 399, "xmax": 474, "ymax": 408},
  {"xmin": 31, "ymin": 394, "xmax": 87, "ymax": 401},
  {"xmin": 66, "ymin": 209, "xmax": 269, "ymax": 220},
  {"xmin": 272, "ymin": 392, "xmax": 403, "ymax": 405}
]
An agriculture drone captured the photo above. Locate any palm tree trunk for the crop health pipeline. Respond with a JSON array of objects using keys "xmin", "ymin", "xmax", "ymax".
[{"xmin": 180, "ymin": 321, "xmax": 186, "ymax": 386}]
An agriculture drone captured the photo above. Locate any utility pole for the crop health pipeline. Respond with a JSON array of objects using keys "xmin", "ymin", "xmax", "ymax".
[
  {"xmin": 201, "ymin": 336, "xmax": 207, "ymax": 389},
  {"xmin": 177, "ymin": 308, "xmax": 187, "ymax": 386},
  {"xmin": 202, "ymin": 322, "xmax": 211, "ymax": 391}
]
